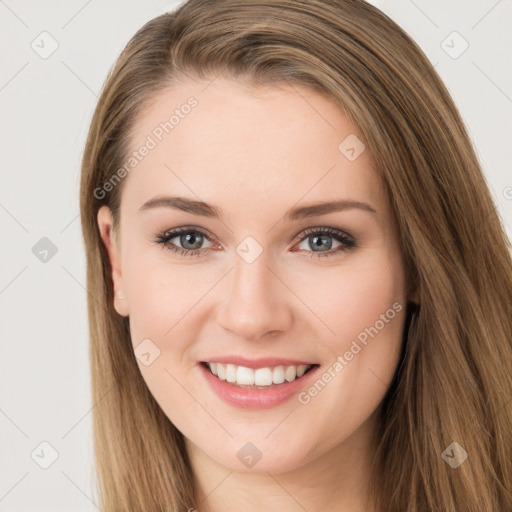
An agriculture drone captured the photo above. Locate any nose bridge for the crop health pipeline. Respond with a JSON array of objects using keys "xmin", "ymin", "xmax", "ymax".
[{"xmin": 216, "ymin": 246, "xmax": 293, "ymax": 341}]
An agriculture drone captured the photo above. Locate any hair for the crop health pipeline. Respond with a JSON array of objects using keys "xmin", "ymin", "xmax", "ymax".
[{"xmin": 79, "ymin": 0, "xmax": 512, "ymax": 510}]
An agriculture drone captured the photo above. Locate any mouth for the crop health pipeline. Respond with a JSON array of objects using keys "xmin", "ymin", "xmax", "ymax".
[{"xmin": 200, "ymin": 361, "xmax": 320, "ymax": 389}]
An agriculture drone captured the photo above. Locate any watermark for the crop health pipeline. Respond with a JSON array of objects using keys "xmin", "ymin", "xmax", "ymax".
[
  {"xmin": 93, "ymin": 96, "xmax": 198, "ymax": 200},
  {"xmin": 134, "ymin": 338, "xmax": 161, "ymax": 366},
  {"xmin": 237, "ymin": 441, "xmax": 263, "ymax": 468},
  {"xmin": 30, "ymin": 441, "xmax": 59, "ymax": 469},
  {"xmin": 441, "ymin": 441, "xmax": 468, "ymax": 468},
  {"xmin": 236, "ymin": 236, "xmax": 264, "ymax": 264},
  {"xmin": 31, "ymin": 31, "xmax": 59, "ymax": 59},
  {"xmin": 32, "ymin": 236, "xmax": 58, "ymax": 263},
  {"xmin": 503, "ymin": 186, "xmax": 512, "ymax": 200},
  {"xmin": 297, "ymin": 301, "xmax": 403, "ymax": 405},
  {"xmin": 441, "ymin": 31, "xmax": 469, "ymax": 60},
  {"xmin": 338, "ymin": 133, "xmax": 366, "ymax": 161}
]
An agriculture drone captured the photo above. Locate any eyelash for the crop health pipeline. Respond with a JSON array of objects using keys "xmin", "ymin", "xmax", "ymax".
[{"xmin": 154, "ymin": 226, "xmax": 356, "ymax": 259}]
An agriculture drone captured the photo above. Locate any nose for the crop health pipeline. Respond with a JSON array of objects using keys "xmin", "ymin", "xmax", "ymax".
[{"xmin": 216, "ymin": 253, "xmax": 293, "ymax": 342}]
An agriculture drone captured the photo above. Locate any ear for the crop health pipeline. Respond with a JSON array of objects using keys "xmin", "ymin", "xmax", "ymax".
[{"xmin": 97, "ymin": 206, "xmax": 129, "ymax": 317}]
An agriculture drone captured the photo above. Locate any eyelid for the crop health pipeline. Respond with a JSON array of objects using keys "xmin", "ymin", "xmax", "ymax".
[
  {"xmin": 158, "ymin": 225, "xmax": 218, "ymax": 245},
  {"xmin": 160, "ymin": 225, "xmax": 215, "ymax": 238},
  {"xmin": 291, "ymin": 225, "xmax": 355, "ymax": 243}
]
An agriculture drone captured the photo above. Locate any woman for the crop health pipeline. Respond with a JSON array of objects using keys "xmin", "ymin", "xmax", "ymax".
[{"xmin": 79, "ymin": 0, "xmax": 512, "ymax": 510}]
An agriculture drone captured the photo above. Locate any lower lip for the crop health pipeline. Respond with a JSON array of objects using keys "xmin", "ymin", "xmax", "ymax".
[{"xmin": 198, "ymin": 362, "xmax": 321, "ymax": 409}]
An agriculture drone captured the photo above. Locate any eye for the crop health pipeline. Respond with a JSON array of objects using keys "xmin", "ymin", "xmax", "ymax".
[
  {"xmin": 291, "ymin": 227, "xmax": 356, "ymax": 258},
  {"xmin": 154, "ymin": 226, "xmax": 356, "ymax": 258},
  {"xmin": 154, "ymin": 226, "xmax": 216, "ymax": 257}
]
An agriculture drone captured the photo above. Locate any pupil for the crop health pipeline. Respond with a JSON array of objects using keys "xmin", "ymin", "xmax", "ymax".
[
  {"xmin": 310, "ymin": 234, "xmax": 332, "ymax": 251},
  {"xmin": 182, "ymin": 232, "xmax": 202, "ymax": 250}
]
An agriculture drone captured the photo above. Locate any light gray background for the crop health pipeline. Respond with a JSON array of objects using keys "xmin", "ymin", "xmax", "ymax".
[{"xmin": 1, "ymin": 1, "xmax": 511, "ymax": 510}]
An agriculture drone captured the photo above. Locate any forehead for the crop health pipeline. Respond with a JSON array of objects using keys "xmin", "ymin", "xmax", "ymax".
[{"xmin": 121, "ymin": 77, "xmax": 386, "ymax": 224}]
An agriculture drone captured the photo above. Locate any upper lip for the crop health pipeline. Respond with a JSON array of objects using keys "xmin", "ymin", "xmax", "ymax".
[{"xmin": 199, "ymin": 356, "xmax": 318, "ymax": 369}]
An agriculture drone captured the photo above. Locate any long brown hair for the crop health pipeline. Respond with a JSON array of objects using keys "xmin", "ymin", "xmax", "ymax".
[{"xmin": 79, "ymin": 1, "xmax": 512, "ymax": 510}]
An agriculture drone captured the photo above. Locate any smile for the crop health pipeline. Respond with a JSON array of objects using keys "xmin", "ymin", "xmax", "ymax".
[{"xmin": 201, "ymin": 361, "xmax": 317, "ymax": 388}]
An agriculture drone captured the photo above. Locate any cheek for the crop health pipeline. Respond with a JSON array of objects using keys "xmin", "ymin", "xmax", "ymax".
[
  {"xmin": 120, "ymin": 254, "xmax": 208, "ymax": 428},
  {"xmin": 289, "ymin": 250, "xmax": 406, "ymax": 440},
  {"xmin": 121, "ymin": 246, "xmax": 219, "ymax": 362},
  {"xmin": 301, "ymin": 248, "xmax": 406, "ymax": 353}
]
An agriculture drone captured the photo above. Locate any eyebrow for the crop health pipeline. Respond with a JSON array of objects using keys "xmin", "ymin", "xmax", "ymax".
[{"xmin": 138, "ymin": 195, "xmax": 377, "ymax": 221}]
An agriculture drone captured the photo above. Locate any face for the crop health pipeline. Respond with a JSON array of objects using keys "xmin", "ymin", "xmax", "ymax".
[{"xmin": 97, "ymin": 76, "xmax": 410, "ymax": 474}]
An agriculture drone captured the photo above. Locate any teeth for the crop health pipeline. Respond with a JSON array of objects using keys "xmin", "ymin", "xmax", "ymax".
[
  {"xmin": 237, "ymin": 366, "xmax": 255, "ymax": 385},
  {"xmin": 296, "ymin": 365, "xmax": 309, "ymax": 377},
  {"xmin": 206, "ymin": 362, "xmax": 313, "ymax": 387},
  {"xmin": 225, "ymin": 364, "xmax": 237, "ymax": 383},
  {"xmin": 272, "ymin": 366, "xmax": 285, "ymax": 384},
  {"xmin": 254, "ymin": 367, "xmax": 271, "ymax": 386},
  {"xmin": 284, "ymin": 365, "xmax": 296, "ymax": 382}
]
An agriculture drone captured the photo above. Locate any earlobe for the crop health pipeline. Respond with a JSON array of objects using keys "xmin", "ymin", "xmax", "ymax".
[{"xmin": 97, "ymin": 206, "xmax": 129, "ymax": 317}]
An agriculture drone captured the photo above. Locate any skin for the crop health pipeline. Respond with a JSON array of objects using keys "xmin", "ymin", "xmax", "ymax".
[{"xmin": 98, "ymin": 76, "xmax": 415, "ymax": 512}]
